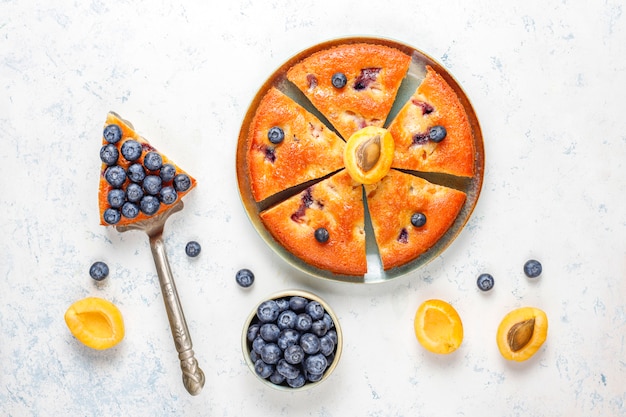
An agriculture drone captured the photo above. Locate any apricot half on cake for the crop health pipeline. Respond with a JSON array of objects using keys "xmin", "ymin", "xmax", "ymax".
[
  {"xmin": 65, "ymin": 297, "xmax": 125, "ymax": 350},
  {"xmin": 343, "ymin": 126, "xmax": 395, "ymax": 185},
  {"xmin": 414, "ymin": 299, "xmax": 463, "ymax": 354},
  {"xmin": 496, "ymin": 307, "xmax": 548, "ymax": 361}
]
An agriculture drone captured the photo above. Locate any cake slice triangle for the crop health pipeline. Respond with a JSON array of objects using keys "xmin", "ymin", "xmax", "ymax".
[
  {"xmin": 365, "ymin": 169, "xmax": 466, "ymax": 270},
  {"xmin": 287, "ymin": 43, "xmax": 411, "ymax": 140},
  {"xmin": 98, "ymin": 112, "xmax": 197, "ymax": 226}
]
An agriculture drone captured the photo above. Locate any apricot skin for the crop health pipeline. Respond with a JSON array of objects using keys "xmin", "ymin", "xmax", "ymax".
[
  {"xmin": 65, "ymin": 297, "xmax": 125, "ymax": 350},
  {"xmin": 496, "ymin": 307, "xmax": 548, "ymax": 362}
]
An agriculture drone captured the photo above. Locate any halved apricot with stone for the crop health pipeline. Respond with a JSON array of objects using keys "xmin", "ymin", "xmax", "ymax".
[
  {"xmin": 414, "ymin": 299, "xmax": 463, "ymax": 354},
  {"xmin": 343, "ymin": 126, "xmax": 394, "ymax": 184},
  {"xmin": 496, "ymin": 307, "xmax": 548, "ymax": 361},
  {"xmin": 65, "ymin": 297, "xmax": 125, "ymax": 350}
]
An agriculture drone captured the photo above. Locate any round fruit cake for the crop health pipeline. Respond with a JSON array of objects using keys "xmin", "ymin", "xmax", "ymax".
[{"xmin": 240, "ymin": 40, "xmax": 480, "ymax": 278}]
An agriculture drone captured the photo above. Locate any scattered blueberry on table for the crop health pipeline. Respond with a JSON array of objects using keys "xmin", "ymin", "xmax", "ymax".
[
  {"xmin": 476, "ymin": 273, "xmax": 494, "ymax": 291},
  {"xmin": 89, "ymin": 261, "xmax": 109, "ymax": 281},
  {"xmin": 235, "ymin": 268, "xmax": 255, "ymax": 287},
  {"xmin": 185, "ymin": 241, "xmax": 201, "ymax": 258},
  {"xmin": 524, "ymin": 259, "xmax": 542, "ymax": 278}
]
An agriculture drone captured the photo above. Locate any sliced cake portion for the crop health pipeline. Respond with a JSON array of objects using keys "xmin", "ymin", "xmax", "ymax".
[
  {"xmin": 388, "ymin": 66, "xmax": 475, "ymax": 177},
  {"xmin": 247, "ymin": 87, "xmax": 346, "ymax": 202},
  {"xmin": 98, "ymin": 112, "xmax": 196, "ymax": 226},
  {"xmin": 260, "ymin": 170, "xmax": 367, "ymax": 276},
  {"xmin": 365, "ymin": 169, "xmax": 466, "ymax": 270},
  {"xmin": 286, "ymin": 43, "xmax": 411, "ymax": 140}
]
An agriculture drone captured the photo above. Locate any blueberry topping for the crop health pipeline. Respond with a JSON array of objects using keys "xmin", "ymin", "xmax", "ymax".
[
  {"xmin": 429, "ymin": 125, "xmax": 447, "ymax": 142},
  {"xmin": 125, "ymin": 183, "xmax": 144, "ymax": 203},
  {"xmin": 185, "ymin": 241, "xmax": 201, "ymax": 258},
  {"xmin": 314, "ymin": 227, "xmax": 329, "ymax": 243},
  {"xmin": 277, "ymin": 310, "xmax": 297, "ymax": 329},
  {"xmin": 305, "ymin": 301, "xmax": 325, "ymax": 320},
  {"xmin": 143, "ymin": 151, "xmax": 163, "ymax": 171},
  {"xmin": 173, "ymin": 173, "xmax": 191, "ymax": 192},
  {"xmin": 89, "ymin": 261, "xmax": 109, "ymax": 281},
  {"xmin": 276, "ymin": 359, "xmax": 300, "ymax": 379},
  {"xmin": 306, "ymin": 74, "xmax": 318, "ymax": 89},
  {"xmin": 412, "ymin": 132, "xmax": 430, "ymax": 145},
  {"xmin": 159, "ymin": 163, "xmax": 177, "ymax": 182},
  {"xmin": 331, "ymin": 72, "xmax": 347, "ymax": 88},
  {"xmin": 260, "ymin": 323, "xmax": 281, "ymax": 342},
  {"xmin": 254, "ymin": 359, "xmax": 274, "ymax": 379},
  {"xmin": 159, "ymin": 186, "xmax": 177, "ymax": 205},
  {"xmin": 120, "ymin": 139, "xmax": 142, "ymax": 161},
  {"xmin": 103, "ymin": 207, "xmax": 121, "ymax": 224},
  {"xmin": 107, "ymin": 189, "xmax": 126, "ymax": 208},
  {"xmin": 104, "ymin": 165, "xmax": 127, "ymax": 188},
  {"xmin": 304, "ymin": 353, "xmax": 327, "ymax": 375},
  {"xmin": 121, "ymin": 202, "xmax": 139, "ymax": 219},
  {"xmin": 142, "ymin": 175, "xmax": 162, "ymax": 195},
  {"xmin": 103, "ymin": 124, "xmax": 122, "ymax": 144},
  {"xmin": 411, "ymin": 212, "xmax": 427, "ymax": 227},
  {"xmin": 284, "ymin": 344, "xmax": 305, "ymax": 365},
  {"xmin": 264, "ymin": 146, "xmax": 276, "ymax": 163},
  {"xmin": 300, "ymin": 333, "xmax": 320, "ymax": 355},
  {"xmin": 477, "ymin": 273, "xmax": 495, "ymax": 291},
  {"xmin": 524, "ymin": 259, "xmax": 542, "ymax": 278},
  {"xmin": 139, "ymin": 195, "xmax": 160, "ymax": 215},
  {"xmin": 260, "ymin": 343, "xmax": 282, "ymax": 365},
  {"xmin": 235, "ymin": 268, "xmax": 255, "ymax": 287},
  {"xmin": 100, "ymin": 144, "xmax": 119, "ymax": 166},
  {"xmin": 397, "ymin": 228, "xmax": 409, "ymax": 244},
  {"xmin": 268, "ymin": 127, "xmax": 285, "ymax": 144},
  {"xmin": 353, "ymin": 67, "xmax": 381, "ymax": 91},
  {"xmin": 412, "ymin": 99, "xmax": 434, "ymax": 115},
  {"xmin": 257, "ymin": 300, "xmax": 280, "ymax": 323}
]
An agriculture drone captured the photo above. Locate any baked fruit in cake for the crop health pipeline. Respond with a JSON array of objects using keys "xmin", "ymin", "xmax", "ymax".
[
  {"xmin": 286, "ymin": 43, "xmax": 411, "ymax": 140},
  {"xmin": 364, "ymin": 169, "xmax": 466, "ymax": 270},
  {"xmin": 246, "ymin": 87, "xmax": 346, "ymax": 202},
  {"xmin": 388, "ymin": 65, "xmax": 475, "ymax": 177},
  {"xmin": 259, "ymin": 170, "xmax": 367, "ymax": 275},
  {"xmin": 98, "ymin": 112, "xmax": 196, "ymax": 226}
]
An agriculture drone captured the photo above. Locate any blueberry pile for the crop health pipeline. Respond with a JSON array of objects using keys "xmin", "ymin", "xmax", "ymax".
[
  {"xmin": 100, "ymin": 123, "xmax": 192, "ymax": 225},
  {"xmin": 246, "ymin": 295, "xmax": 339, "ymax": 388}
]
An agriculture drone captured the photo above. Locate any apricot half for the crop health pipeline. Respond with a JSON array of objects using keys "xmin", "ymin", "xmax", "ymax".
[
  {"xmin": 65, "ymin": 297, "xmax": 125, "ymax": 350},
  {"xmin": 496, "ymin": 307, "xmax": 548, "ymax": 361},
  {"xmin": 343, "ymin": 126, "xmax": 395, "ymax": 184},
  {"xmin": 414, "ymin": 299, "xmax": 463, "ymax": 354}
]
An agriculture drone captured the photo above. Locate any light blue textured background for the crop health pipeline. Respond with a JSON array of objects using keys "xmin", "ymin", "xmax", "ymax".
[{"xmin": 1, "ymin": 0, "xmax": 625, "ymax": 416}]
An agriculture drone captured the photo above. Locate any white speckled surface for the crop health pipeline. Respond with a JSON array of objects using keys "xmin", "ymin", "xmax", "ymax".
[{"xmin": 1, "ymin": 0, "xmax": 625, "ymax": 416}]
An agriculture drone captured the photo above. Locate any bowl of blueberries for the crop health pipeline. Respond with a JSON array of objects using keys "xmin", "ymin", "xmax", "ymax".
[{"xmin": 242, "ymin": 290, "xmax": 343, "ymax": 390}]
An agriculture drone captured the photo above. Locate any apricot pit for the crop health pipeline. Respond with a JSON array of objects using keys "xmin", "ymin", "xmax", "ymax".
[{"xmin": 496, "ymin": 307, "xmax": 547, "ymax": 361}]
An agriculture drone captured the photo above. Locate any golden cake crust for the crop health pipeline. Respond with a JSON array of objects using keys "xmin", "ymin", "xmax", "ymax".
[
  {"xmin": 246, "ymin": 87, "xmax": 346, "ymax": 202},
  {"xmin": 388, "ymin": 66, "xmax": 475, "ymax": 177},
  {"xmin": 286, "ymin": 43, "xmax": 411, "ymax": 140},
  {"xmin": 260, "ymin": 170, "xmax": 366, "ymax": 276},
  {"xmin": 365, "ymin": 169, "xmax": 466, "ymax": 270}
]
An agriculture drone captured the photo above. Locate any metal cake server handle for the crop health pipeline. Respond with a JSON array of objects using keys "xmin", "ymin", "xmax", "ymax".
[{"xmin": 117, "ymin": 201, "xmax": 205, "ymax": 395}]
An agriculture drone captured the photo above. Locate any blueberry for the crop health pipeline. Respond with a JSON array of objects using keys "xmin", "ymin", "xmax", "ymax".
[
  {"xmin": 260, "ymin": 343, "xmax": 282, "ymax": 365},
  {"xmin": 275, "ymin": 298, "xmax": 290, "ymax": 311},
  {"xmin": 300, "ymin": 333, "xmax": 320, "ymax": 355},
  {"xmin": 411, "ymin": 212, "xmax": 427, "ymax": 227},
  {"xmin": 524, "ymin": 259, "xmax": 542, "ymax": 278},
  {"xmin": 121, "ymin": 202, "xmax": 139, "ymax": 219},
  {"xmin": 104, "ymin": 165, "xmax": 127, "ymax": 188},
  {"xmin": 139, "ymin": 195, "xmax": 160, "ymax": 215},
  {"xmin": 289, "ymin": 296, "xmax": 308, "ymax": 312},
  {"xmin": 173, "ymin": 173, "xmax": 191, "ymax": 192},
  {"xmin": 103, "ymin": 208, "xmax": 121, "ymax": 224},
  {"xmin": 326, "ymin": 329, "xmax": 338, "ymax": 346},
  {"xmin": 159, "ymin": 186, "xmax": 178, "ymax": 205},
  {"xmin": 477, "ymin": 273, "xmax": 494, "ymax": 291},
  {"xmin": 247, "ymin": 323, "xmax": 261, "ymax": 342},
  {"xmin": 89, "ymin": 261, "xmax": 109, "ymax": 281},
  {"xmin": 277, "ymin": 328, "xmax": 300, "ymax": 350},
  {"xmin": 249, "ymin": 349, "xmax": 260, "ymax": 363},
  {"xmin": 100, "ymin": 144, "xmax": 119, "ymax": 166},
  {"xmin": 260, "ymin": 323, "xmax": 280, "ymax": 342},
  {"xmin": 276, "ymin": 359, "xmax": 301, "ymax": 379},
  {"xmin": 319, "ymin": 334, "xmax": 335, "ymax": 356},
  {"xmin": 107, "ymin": 189, "xmax": 126, "ymax": 209},
  {"xmin": 331, "ymin": 72, "xmax": 347, "ymax": 89},
  {"xmin": 304, "ymin": 353, "xmax": 327, "ymax": 375},
  {"xmin": 286, "ymin": 373, "xmax": 306, "ymax": 388},
  {"xmin": 257, "ymin": 300, "xmax": 280, "ymax": 323},
  {"xmin": 267, "ymin": 126, "xmax": 284, "ymax": 144},
  {"xmin": 314, "ymin": 227, "xmax": 329, "ymax": 243},
  {"xmin": 284, "ymin": 344, "xmax": 305, "ymax": 365},
  {"xmin": 305, "ymin": 371, "xmax": 323, "ymax": 383},
  {"xmin": 305, "ymin": 301, "xmax": 325, "ymax": 320},
  {"xmin": 127, "ymin": 163, "xmax": 146, "ymax": 183},
  {"xmin": 269, "ymin": 370, "xmax": 286, "ymax": 385},
  {"xmin": 322, "ymin": 313, "xmax": 334, "ymax": 330},
  {"xmin": 429, "ymin": 125, "xmax": 447, "ymax": 143},
  {"xmin": 126, "ymin": 182, "xmax": 144, "ymax": 203},
  {"xmin": 143, "ymin": 151, "xmax": 163, "ymax": 171},
  {"xmin": 311, "ymin": 320, "xmax": 328, "ymax": 337},
  {"xmin": 295, "ymin": 313, "xmax": 312, "ymax": 332},
  {"xmin": 160, "ymin": 163, "xmax": 177, "ymax": 182},
  {"xmin": 277, "ymin": 310, "xmax": 297, "ymax": 329},
  {"xmin": 235, "ymin": 268, "xmax": 254, "ymax": 288},
  {"xmin": 103, "ymin": 124, "xmax": 122, "ymax": 144},
  {"xmin": 185, "ymin": 241, "xmax": 201, "ymax": 258},
  {"xmin": 252, "ymin": 335, "xmax": 266, "ymax": 354},
  {"xmin": 120, "ymin": 139, "xmax": 142, "ymax": 161},
  {"xmin": 254, "ymin": 359, "xmax": 274, "ymax": 379},
  {"xmin": 142, "ymin": 175, "xmax": 162, "ymax": 195}
]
